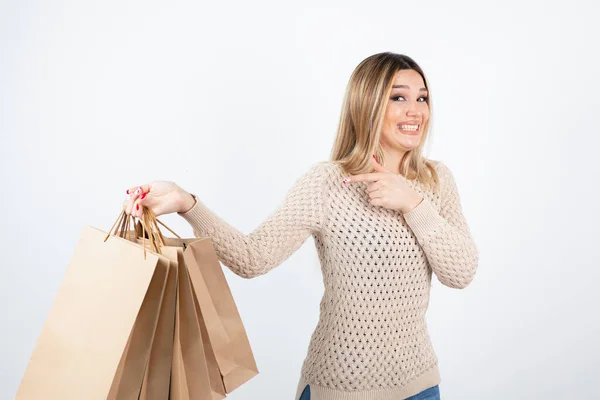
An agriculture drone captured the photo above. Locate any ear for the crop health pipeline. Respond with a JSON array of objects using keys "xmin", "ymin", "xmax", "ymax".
[{"xmin": 372, "ymin": 155, "xmax": 390, "ymax": 173}]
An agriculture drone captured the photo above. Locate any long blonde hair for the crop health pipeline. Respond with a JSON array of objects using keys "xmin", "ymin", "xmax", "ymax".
[{"xmin": 330, "ymin": 52, "xmax": 439, "ymax": 189}]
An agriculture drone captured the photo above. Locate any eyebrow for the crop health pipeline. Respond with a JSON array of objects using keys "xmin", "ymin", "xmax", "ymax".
[{"xmin": 392, "ymin": 85, "xmax": 428, "ymax": 92}]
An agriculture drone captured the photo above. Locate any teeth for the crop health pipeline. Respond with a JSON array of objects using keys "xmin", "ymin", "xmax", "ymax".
[{"xmin": 398, "ymin": 124, "xmax": 419, "ymax": 131}]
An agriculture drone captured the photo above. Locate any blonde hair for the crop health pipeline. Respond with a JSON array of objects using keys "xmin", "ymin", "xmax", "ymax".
[{"xmin": 329, "ymin": 52, "xmax": 440, "ymax": 189}]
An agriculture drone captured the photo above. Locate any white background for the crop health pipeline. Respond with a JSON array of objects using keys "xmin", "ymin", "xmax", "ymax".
[{"xmin": 2, "ymin": 0, "xmax": 599, "ymax": 399}]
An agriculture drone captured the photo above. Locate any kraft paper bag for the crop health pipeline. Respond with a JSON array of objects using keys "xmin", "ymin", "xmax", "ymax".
[
  {"xmin": 129, "ymin": 217, "xmax": 259, "ymax": 396},
  {"xmin": 158, "ymin": 239, "xmax": 225, "ymax": 390},
  {"xmin": 127, "ymin": 235, "xmax": 226, "ymax": 400},
  {"xmin": 138, "ymin": 248, "xmax": 178, "ymax": 400},
  {"xmin": 171, "ymin": 246, "xmax": 226, "ymax": 400},
  {"xmin": 15, "ymin": 226, "xmax": 163, "ymax": 400},
  {"xmin": 183, "ymin": 238, "xmax": 259, "ymax": 393},
  {"xmin": 169, "ymin": 292, "xmax": 190, "ymax": 400},
  {"xmin": 106, "ymin": 250, "xmax": 170, "ymax": 400},
  {"xmin": 193, "ymin": 277, "xmax": 227, "ymax": 399}
]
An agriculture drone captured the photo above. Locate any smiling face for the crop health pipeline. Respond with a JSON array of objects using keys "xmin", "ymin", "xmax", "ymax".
[{"xmin": 379, "ymin": 69, "xmax": 430, "ymax": 154}]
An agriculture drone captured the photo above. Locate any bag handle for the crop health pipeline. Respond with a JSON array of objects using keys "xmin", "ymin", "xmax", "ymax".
[{"xmin": 104, "ymin": 207, "xmax": 181, "ymax": 259}]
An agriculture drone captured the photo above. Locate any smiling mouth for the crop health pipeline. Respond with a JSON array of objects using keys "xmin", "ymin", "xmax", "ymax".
[{"xmin": 397, "ymin": 124, "xmax": 420, "ymax": 135}]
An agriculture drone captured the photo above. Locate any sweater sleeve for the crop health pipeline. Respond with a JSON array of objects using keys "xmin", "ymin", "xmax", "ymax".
[
  {"xmin": 177, "ymin": 162, "xmax": 328, "ymax": 279},
  {"xmin": 402, "ymin": 161, "xmax": 479, "ymax": 289}
]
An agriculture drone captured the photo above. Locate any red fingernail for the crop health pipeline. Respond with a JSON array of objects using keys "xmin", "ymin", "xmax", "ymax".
[
  {"xmin": 141, "ymin": 193, "xmax": 147, "ymax": 200},
  {"xmin": 136, "ymin": 204, "xmax": 139, "ymax": 211},
  {"xmin": 126, "ymin": 189, "xmax": 129, "ymax": 194},
  {"xmin": 372, "ymin": 154, "xmax": 376, "ymax": 159}
]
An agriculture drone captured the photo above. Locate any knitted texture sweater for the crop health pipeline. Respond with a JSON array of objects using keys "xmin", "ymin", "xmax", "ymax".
[{"xmin": 178, "ymin": 160, "xmax": 478, "ymax": 400}]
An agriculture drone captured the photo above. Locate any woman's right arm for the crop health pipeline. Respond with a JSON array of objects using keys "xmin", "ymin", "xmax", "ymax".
[{"xmin": 177, "ymin": 162, "xmax": 329, "ymax": 279}]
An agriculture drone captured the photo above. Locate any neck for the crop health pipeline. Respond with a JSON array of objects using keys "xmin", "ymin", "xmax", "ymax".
[{"xmin": 380, "ymin": 149, "xmax": 407, "ymax": 175}]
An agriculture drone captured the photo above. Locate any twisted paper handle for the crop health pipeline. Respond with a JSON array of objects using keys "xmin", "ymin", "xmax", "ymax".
[{"xmin": 104, "ymin": 206, "xmax": 181, "ymax": 259}]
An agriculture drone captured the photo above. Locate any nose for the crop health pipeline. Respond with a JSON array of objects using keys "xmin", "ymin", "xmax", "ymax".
[
  {"xmin": 406, "ymin": 102, "xmax": 422, "ymax": 117},
  {"xmin": 407, "ymin": 108, "xmax": 422, "ymax": 118}
]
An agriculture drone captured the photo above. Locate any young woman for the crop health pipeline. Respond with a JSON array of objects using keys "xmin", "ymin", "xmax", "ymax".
[{"xmin": 124, "ymin": 52, "xmax": 479, "ymax": 400}]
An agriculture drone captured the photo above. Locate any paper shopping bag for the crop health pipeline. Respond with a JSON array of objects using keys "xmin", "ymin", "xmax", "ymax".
[
  {"xmin": 103, "ymin": 214, "xmax": 178, "ymax": 400},
  {"xmin": 129, "ymin": 214, "xmax": 259, "ymax": 396},
  {"xmin": 106, "ymin": 248, "xmax": 170, "ymax": 400},
  {"xmin": 15, "ymin": 226, "xmax": 164, "ymax": 400},
  {"xmin": 138, "ymin": 247, "xmax": 178, "ymax": 400},
  {"xmin": 182, "ymin": 238, "xmax": 259, "ymax": 393},
  {"xmin": 171, "ymin": 247, "xmax": 226, "ymax": 400},
  {"xmin": 127, "ymin": 233, "xmax": 226, "ymax": 400}
]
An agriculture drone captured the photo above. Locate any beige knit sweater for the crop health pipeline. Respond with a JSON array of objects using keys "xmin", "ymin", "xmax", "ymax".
[{"xmin": 178, "ymin": 160, "xmax": 478, "ymax": 400}]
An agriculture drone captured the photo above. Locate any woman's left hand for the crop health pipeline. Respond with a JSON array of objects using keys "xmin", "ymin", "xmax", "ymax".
[{"xmin": 343, "ymin": 155, "xmax": 424, "ymax": 213}]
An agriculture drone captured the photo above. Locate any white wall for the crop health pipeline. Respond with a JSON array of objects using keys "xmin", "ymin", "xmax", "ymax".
[{"xmin": 1, "ymin": 0, "xmax": 599, "ymax": 399}]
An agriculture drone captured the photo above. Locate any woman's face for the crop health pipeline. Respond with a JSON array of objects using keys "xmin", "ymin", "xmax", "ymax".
[{"xmin": 380, "ymin": 69, "xmax": 429, "ymax": 154}]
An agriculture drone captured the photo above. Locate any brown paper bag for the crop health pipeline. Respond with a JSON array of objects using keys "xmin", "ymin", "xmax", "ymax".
[
  {"xmin": 160, "ymin": 237, "xmax": 229, "ymax": 398},
  {"xmin": 183, "ymin": 238, "xmax": 259, "ymax": 393},
  {"xmin": 106, "ymin": 250, "xmax": 170, "ymax": 400},
  {"xmin": 138, "ymin": 249, "xmax": 178, "ymax": 400},
  {"xmin": 106, "ymin": 212, "xmax": 178, "ymax": 400},
  {"xmin": 127, "ymin": 234, "xmax": 226, "ymax": 400},
  {"xmin": 127, "ymin": 215, "xmax": 259, "ymax": 397},
  {"xmin": 15, "ymin": 226, "xmax": 164, "ymax": 400},
  {"xmin": 173, "ymin": 247, "xmax": 226, "ymax": 400}
]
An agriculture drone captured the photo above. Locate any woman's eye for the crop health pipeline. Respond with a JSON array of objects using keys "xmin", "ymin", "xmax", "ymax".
[{"xmin": 391, "ymin": 95, "xmax": 429, "ymax": 102}]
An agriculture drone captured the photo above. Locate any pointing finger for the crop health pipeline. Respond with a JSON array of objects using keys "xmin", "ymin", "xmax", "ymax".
[{"xmin": 342, "ymin": 173, "xmax": 382, "ymax": 184}]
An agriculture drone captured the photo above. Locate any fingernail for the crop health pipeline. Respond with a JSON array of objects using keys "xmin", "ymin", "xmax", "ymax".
[
  {"xmin": 342, "ymin": 177, "xmax": 351, "ymax": 184},
  {"xmin": 136, "ymin": 204, "xmax": 139, "ymax": 211},
  {"xmin": 372, "ymin": 154, "xmax": 376, "ymax": 160},
  {"xmin": 135, "ymin": 187, "xmax": 141, "ymax": 195},
  {"xmin": 141, "ymin": 193, "xmax": 147, "ymax": 200},
  {"xmin": 126, "ymin": 189, "xmax": 130, "ymax": 194}
]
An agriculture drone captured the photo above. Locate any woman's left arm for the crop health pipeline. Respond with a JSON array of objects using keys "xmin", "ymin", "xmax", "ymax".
[{"xmin": 402, "ymin": 161, "xmax": 479, "ymax": 289}]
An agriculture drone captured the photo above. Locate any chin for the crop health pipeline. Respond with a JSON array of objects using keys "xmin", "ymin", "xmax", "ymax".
[{"xmin": 399, "ymin": 139, "xmax": 421, "ymax": 149}]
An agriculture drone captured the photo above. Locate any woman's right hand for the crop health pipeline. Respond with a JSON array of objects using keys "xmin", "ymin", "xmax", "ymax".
[{"xmin": 123, "ymin": 181, "xmax": 196, "ymax": 219}]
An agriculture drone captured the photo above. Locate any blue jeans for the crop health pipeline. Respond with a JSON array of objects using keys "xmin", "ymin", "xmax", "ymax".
[
  {"xmin": 298, "ymin": 384, "xmax": 440, "ymax": 399},
  {"xmin": 404, "ymin": 385, "xmax": 441, "ymax": 400}
]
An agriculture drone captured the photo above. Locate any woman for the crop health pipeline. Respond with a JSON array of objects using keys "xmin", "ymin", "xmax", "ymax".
[{"xmin": 124, "ymin": 52, "xmax": 478, "ymax": 400}]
